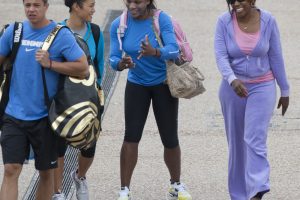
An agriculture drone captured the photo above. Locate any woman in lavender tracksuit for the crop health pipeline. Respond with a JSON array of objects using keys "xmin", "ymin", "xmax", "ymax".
[{"xmin": 214, "ymin": 0, "xmax": 290, "ymax": 199}]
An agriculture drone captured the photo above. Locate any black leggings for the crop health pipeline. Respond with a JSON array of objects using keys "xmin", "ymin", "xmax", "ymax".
[{"xmin": 124, "ymin": 81, "xmax": 179, "ymax": 149}]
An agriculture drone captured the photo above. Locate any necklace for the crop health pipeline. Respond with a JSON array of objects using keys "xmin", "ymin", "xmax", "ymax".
[
  {"xmin": 240, "ymin": 18, "xmax": 260, "ymax": 30},
  {"xmin": 237, "ymin": 11, "xmax": 260, "ymax": 30}
]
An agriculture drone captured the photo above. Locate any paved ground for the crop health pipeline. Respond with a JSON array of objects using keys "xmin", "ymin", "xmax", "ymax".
[{"xmin": 0, "ymin": 0, "xmax": 300, "ymax": 199}]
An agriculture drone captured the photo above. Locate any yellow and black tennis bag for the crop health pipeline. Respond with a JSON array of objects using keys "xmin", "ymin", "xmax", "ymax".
[{"xmin": 41, "ymin": 25, "xmax": 104, "ymax": 150}]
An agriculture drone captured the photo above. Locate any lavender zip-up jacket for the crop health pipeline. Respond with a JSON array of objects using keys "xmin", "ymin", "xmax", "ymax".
[{"xmin": 214, "ymin": 9, "xmax": 289, "ymax": 97}]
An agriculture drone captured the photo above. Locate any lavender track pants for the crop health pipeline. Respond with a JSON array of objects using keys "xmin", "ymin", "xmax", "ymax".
[{"xmin": 219, "ymin": 80, "xmax": 276, "ymax": 200}]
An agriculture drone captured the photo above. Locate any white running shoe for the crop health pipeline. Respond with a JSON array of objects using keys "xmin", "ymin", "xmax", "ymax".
[
  {"xmin": 117, "ymin": 186, "xmax": 132, "ymax": 200},
  {"xmin": 167, "ymin": 182, "xmax": 192, "ymax": 200},
  {"xmin": 52, "ymin": 192, "xmax": 66, "ymax": 200},
  {"xmin": 71, "ymin": 170, "xmax": 89, "ymax": 200}
]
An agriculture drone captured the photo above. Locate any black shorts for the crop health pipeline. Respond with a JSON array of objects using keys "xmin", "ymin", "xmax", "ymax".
[{"xmin": 0, "ymin": 114, "xmax": 58, "ymax": 170}]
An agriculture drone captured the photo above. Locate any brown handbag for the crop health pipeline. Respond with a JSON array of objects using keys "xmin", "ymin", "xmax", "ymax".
[
  {"xmin": 153, "ymin": 17, "xmax": 206, "ymax": 99},
  {"xmin": 166, "ymin": 61, "xmax": 206, "ymax": 99}
]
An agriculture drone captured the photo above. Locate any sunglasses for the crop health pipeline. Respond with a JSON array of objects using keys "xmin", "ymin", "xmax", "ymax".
[{"xmin": 227, "ymin": 0, "xmax": 246, "ymax": 4}]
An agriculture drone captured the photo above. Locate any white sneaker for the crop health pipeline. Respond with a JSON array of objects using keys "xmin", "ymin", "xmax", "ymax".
[
  {"xmin": 117, "ymin": 186, "xmax": 131, "ymax": 200},
  {"xmin": 167, "ymin": 182, "xmax": 192, "ymax": 200},
  {"xmin": 52, "ymin": 192, "xmax": 66, "ymax": 200},
  {"xmin": 71, "ymin": 170, "xmax": 89, "ymax": 200}
]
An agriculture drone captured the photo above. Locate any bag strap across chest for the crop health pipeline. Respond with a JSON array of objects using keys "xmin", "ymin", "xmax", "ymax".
[{"xmin": 41, "ymin": 25, "xmax": 66, "ymax": 108}]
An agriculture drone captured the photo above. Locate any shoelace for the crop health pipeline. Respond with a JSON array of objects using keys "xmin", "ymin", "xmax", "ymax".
[
  {"xmin": 53, "ymin": 193, "xmax": 66, "ymax": 200},
  {"xmin": 53, "ymin": 193, "xmax": 65, "ymax": 197},
  {"xmin": 174, "ymin": 183, "xmax": 187, "ymax": 193},
  {"xmin": 78, "ymin": 178, "xmax": 88, "ymax": 193}
]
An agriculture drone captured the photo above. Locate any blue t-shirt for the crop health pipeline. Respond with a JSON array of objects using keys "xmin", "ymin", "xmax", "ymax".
[
  {"xmin": 60, "ymin": 20, "xmax": 105, "ymax": 84},
  {"xmin": 109, "ymin": 11, "xmax": 179, "ymax": 86},
  {"xmin": 0, "ymin": 20, "xmax": 84, "ymax": 120}
]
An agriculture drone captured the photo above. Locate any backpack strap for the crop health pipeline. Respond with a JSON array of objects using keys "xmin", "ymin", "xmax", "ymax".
[
  {"xmin": 153, "ymin": 9, "xmax": 162, "ymax": 37},
  {"xmin": 117, "ymin": 9, "xmax": 128, "ymax": 51},
  {"xmin": 0, "ymin": 22, "xmax": 22, "ymax": 128},
  {"xmin": 90, "ymin": 23, "xmax": 101, "ymax": 79},
  {"xmin": 117, "ymin": 9, "xmax": 161, "ymax": 51},
  {"xmin": 1, "ymin": 22, "xmax": 23, "ymax": 72},
  {"xmin": 10, "ymin": 22, "xmax": 23, "ymax": 66},
  {"xmin": 41, "ymin": 25, "xmax": 66, "ymax": 109},
  {"xmin": 152, "ymin": 17, "xmax": 163, "ymax": 49},
  {"xmin": 41, "ymin": 25, "xmax": 65, "ymax": 51}
]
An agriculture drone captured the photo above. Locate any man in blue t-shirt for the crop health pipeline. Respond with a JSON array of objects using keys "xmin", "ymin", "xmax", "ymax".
[{"xmin": 0, "ymin": 0, "xmax": 88, "ymax": 199}]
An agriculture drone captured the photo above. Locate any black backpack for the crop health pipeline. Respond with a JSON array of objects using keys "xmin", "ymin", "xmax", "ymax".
[
  {"xmin": 0, "ymin": 22, "xmax": 23, "ymax": 128},
  {"xmin": 42, "ymin": 25, "xmax": 102, "ymax": 150},
  {"xmin": 90, "ymin": 23, "xmax": 101, "ymax": 80},
  {"xmin": 90, "ymin": 23, "xmax": 105, "ymax": 115}
]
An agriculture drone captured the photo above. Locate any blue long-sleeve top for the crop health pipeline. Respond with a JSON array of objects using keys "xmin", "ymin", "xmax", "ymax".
[
  {"xmin": 109, "ymin": 11, "xmax": 179, "ymax": 86},
  {"xmin": 214, "ymin": 9, "xmax": 289, "ymax": 97},
  {"xmin": 60, "ymin": 20, "xmax": 105, "ymax": 85}
]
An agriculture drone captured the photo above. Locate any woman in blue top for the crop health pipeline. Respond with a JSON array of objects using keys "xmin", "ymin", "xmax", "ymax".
[
  {"xmin": 214, "ymin": 0, "xmax": 289, "ymax": 199},
  {"xmin": 53, "ymin": 0, "xmax": 104, "ymax": 200},
  {"xmin": 110, "ymin": 1, "xmax": 192, "ymax": 200}
]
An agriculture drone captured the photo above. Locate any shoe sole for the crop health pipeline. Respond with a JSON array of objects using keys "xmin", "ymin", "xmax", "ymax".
[
  {"xmin": 166, "ymin": 193, "xmax": 192, "ymax": 200},
  {"xmin": 166, "ymin": 193, "xmax": 177, "ymax": 200}
]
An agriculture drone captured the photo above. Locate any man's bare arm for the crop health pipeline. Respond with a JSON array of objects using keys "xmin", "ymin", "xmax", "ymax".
[{"xmin": 35, "ymin": 50, "xmax": 89, "ymax": 78}]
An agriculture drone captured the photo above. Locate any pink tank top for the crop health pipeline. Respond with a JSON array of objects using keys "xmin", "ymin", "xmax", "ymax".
[
  {"xmin": 233, "ymin": 13, "xmax": 274, "ymax": 83},
  {"xmin": 233, "ymin": 13, "xmax": 260, "ymax": 55}
]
